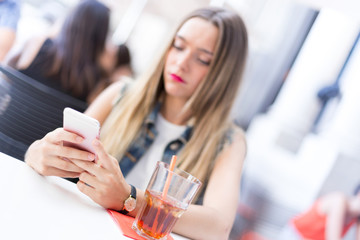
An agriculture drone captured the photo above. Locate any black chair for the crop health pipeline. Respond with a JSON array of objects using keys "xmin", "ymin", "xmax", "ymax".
[{"xmin": 0, "ymin": 65, "xmax": 88, "ymax": 160}]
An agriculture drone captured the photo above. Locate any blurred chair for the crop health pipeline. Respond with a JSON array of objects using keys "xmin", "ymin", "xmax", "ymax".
[{"xmin": 0, "ymin": 65, "xmax": 87, "ymax": 160}]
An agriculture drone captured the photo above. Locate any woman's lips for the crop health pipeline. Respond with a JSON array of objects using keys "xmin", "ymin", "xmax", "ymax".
[{"xmin": 170, "ymin": 73, "xmax": 185, "ymax": 83}]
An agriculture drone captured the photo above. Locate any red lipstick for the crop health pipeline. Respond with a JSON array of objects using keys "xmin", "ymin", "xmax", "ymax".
[{"xmin": 170, "ymin": 74, "xmax": 185, "ymax": 83}]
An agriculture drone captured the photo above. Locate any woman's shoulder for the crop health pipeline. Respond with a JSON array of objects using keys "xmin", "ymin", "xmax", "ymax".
[
  {"xmin": 16, "ymin": 35, "xmax": 50, "ymax": 69},
  {"xmin": 217, "ymin": 123, "xmax": 246, "ymax": 154},
  {"xmin": 89, "ymin": 78, "xmax": 133, "ymax": 108},
  {"xmin": 225, "ymin": 124, "xmax": 246, "ymax": 145},
  {"xmin": 111, "ymin": 77, "xmax": 135, "ymax": 104}
]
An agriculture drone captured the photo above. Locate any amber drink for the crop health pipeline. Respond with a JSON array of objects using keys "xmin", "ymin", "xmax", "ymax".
[{"xmin": 133, "ymin": 161, "xmax": 201, "ymax": 240}]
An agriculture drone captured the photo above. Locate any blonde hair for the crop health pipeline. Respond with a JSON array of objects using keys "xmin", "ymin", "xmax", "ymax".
[{"xmin": 101, "ymin": 7, "xmax": 248, "ymax": 188}]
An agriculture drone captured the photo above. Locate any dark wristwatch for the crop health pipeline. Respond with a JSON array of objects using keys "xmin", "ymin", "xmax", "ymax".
[{"xmin": 119, "ymin": 184, "xmax": 137, "ymax": 215}]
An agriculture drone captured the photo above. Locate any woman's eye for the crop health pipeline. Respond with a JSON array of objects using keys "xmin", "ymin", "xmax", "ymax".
[
  {"xmin": 198, "ymin": 58, "xmax": 211, "ymax": 66},
  {"xmin": 172, "ymin": 43, "xmax": 183, "ymax": 51}
]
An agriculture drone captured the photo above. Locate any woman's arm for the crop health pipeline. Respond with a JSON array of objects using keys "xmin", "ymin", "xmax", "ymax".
[
  {"xmin": 14, "ymin": 36, "xmax": 47, "ymax": 69},
  {"xmin": 321, "ymin": 192, "xmax": 347, "ymax": 240},
  {"xmin": 173, "ymin": 129, "xmax": 246, "ymax": 240},
  {"xmin": 0, "ymin": 28, "xmax": 16, "ymax": 62},
  {"xmin": 356, "ymin": 221, "xmax": 360, "ymax": 240}
]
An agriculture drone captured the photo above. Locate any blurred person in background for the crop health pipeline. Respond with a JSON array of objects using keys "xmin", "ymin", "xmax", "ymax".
[
  {"xmin": 9, "ymin": 0, "xmax": 111, "ymax": 103},
  {"xmin": 25, "ymin": 6, "xmax": 248, "ymax": 240},
  {"xmin": 0, "ymin": 0, "xmax": 21, "ymax": 62},
  {"xmin": 279, "ymin": 184, "xmax": 360, "ymax": 240},
  {"xmin": 110, "ymin": 43, "xmax": 133, "ymax": 81},
  {"xmin": 88, "ymin": 43, "xmax": 133, "ymax": 103}
]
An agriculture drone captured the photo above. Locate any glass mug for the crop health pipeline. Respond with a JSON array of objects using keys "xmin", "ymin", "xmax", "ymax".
[{"xmin": 132, "ymin": 161, "xmax": 202, "ymax": 240}]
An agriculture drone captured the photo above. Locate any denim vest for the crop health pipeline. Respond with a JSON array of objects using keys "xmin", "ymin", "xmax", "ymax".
[{"xmin": 118, "ymin": 103, "xmax": 193, "ymax": 177}]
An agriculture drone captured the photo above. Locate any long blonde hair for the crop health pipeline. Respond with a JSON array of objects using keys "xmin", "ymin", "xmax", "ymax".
[{"xmin": 101, "ymin": 7, "xmax": 248, "ymax": 187}]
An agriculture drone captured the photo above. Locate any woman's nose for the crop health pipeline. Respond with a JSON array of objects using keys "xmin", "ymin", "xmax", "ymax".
[{"xmin": 176, "ymin": 50, "xmax": 192, "ymax": 71}]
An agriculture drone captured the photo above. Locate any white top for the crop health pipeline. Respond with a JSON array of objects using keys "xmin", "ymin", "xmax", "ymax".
[{"xmin": 125, "ymin": 113, "xmax": 186, "ymax": 190}]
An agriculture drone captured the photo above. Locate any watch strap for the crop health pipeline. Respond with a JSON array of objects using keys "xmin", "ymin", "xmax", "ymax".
[
  {"xmin": 118, "ymin": 184, "xmax": 136, "ymax": 215},
  {"xmin": 130, "ymin": 184, "xmax": 136, "ymax": 199}
]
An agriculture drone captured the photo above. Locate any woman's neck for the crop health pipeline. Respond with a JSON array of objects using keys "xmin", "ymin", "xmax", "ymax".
[{"xmin": 161, "ymin": 96, "xmax": 190, "ymax": 125}]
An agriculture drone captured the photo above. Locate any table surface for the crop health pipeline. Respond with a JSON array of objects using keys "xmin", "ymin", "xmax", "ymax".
[{"xmin": 0, "ymin": 152, "xmax": 188, "ymax": 240}]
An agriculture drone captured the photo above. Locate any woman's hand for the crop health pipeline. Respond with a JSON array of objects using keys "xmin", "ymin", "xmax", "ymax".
[
  {"xmin": 25, "ymin": 128, "xmax": 96, "ymax": 178},
  {"xmin": 72, "ymin": 139, "xmax": 130, "ymax": 210}
]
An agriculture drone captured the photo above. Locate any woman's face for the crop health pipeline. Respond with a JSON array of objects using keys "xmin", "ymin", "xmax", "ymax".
[
  {"xmin": 163, "ymin": 17, "xmax": 219, "ymax": 102},
  {"xmin": 99, "ymin": 43, "xmax": 118, "ymax": 73}
]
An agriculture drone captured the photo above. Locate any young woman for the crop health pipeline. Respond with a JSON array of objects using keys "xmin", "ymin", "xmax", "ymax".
[
  {"xmin": 25, "ymin": 7, "xmax": 248, "ymax": 240},
  {"xmin": 10, "ymin": 0, "xmax": 110, "ymax": 103},
  {"xmin": 279, "ymin": 184, "xmax": 360, "ymax": 240}
]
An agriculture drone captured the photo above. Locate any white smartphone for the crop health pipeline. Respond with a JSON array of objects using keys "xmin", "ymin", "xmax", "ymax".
[{"xmin": 63, "ymin": 107, "xmax": 100, "ymax": 154}]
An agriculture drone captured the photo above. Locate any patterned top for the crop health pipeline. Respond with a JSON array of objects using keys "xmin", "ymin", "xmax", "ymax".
[{"xmin": 0, "ymin": 0, "xmax": 21, "ymax": 30}]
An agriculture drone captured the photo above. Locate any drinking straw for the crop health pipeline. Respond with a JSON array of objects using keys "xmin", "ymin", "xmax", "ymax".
[
  {"xmin": 162, "ymin": 155, "xmax": 177, "ymax": 199},
  {"xmin": 151, "ymin": 156, "xmax": 177, "ymax": 234}
]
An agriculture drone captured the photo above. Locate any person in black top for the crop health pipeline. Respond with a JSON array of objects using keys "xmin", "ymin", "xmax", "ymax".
[{"xmin": 9, "ymin": 0, "xmax": 110, "ymax": 103}]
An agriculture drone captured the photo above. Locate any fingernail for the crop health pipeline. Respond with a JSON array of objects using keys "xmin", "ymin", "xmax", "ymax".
[
  {"xmin": 88, "ymin": 153, "xmax": 95, "ymax": 160},
  {"xmin": 93, "ymin": 139, "xmax": 100, "ymax": 146},
  {"xmin": 76, "ymin": 136, "xmax": 83, "ymax": 142}
]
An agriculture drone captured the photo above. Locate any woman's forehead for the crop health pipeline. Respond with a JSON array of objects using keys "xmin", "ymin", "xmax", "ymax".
[{"xmin": 176, "ymin": 17, "xmax": 219, "ymax": 52}]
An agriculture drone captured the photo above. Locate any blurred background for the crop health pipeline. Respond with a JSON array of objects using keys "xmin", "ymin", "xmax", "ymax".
[{"xmin": 5, "ymin": 0, "xmax": 360, "ymax": 239}]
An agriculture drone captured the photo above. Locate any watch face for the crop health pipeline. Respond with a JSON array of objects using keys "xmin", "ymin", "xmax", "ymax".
[{"xmin": 124, "ymin": 197, "xmax": 136, "ymax": 212}]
